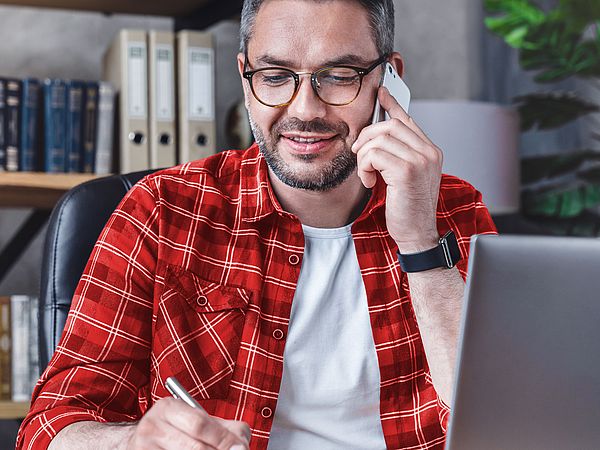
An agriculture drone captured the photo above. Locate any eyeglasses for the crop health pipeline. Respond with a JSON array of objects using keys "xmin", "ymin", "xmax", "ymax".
[{"xmin": 242, "ymin": 54, "xmax": 388, "ymax": 108}]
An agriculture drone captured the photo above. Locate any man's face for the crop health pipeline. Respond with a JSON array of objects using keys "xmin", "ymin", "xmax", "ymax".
[{"xmin": 238, "ymin": 0, "xmax": 383, "ymax": 191}]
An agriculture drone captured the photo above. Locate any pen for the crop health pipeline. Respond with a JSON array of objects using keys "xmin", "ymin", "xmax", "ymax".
[{"xmin": 165, "ymin": 376, "xmax": 204, "ymax": 410}]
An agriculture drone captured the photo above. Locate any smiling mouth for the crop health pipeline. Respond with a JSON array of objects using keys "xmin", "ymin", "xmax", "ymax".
[
  {"xmin": 289, "ymin": 137, "xmax": 325, "ymax": 143},
  {"xmin": 282, "ymin": 134, "xmax": 337, "ymax": 143},
  {"xmin": 280, "ymin": 134, "xmax": 339, "ymax": 155}
]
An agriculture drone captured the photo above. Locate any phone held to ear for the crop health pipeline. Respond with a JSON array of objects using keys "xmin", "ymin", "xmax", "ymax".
[{"xmin": 371, "ymin": 62, "xmax": 411, "ymax": 124}]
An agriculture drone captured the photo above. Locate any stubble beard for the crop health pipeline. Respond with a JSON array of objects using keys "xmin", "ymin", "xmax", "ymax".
[{"xmin": 248, "ymin": 113, "xmax": 360, "ymax": 192}]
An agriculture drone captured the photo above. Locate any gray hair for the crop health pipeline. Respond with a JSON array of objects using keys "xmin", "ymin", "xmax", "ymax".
[{"xmin": 239, "ymin": 0, "xmax": 395, "ymax": 56}]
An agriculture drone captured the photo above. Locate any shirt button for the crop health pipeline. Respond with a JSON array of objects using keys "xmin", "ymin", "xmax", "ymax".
[
  {"xmin": 197, "ymin": 296, "xmax": 208, "ymax": 307},
  {"xmin": 272, "ymin": 328, "xmax": 284, "ymax": 340},
  {"xmin": 288, "ymin": 254, "xmax": 300, "ymax": 265},
  {"xmin": 261, "ymin": 406, "xmax": 273, "ymax": 418}
]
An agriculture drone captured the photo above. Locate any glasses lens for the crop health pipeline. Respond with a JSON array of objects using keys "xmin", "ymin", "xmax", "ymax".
[
  {"xmin": 315, "ymin": 67, "xmax": 361, "ymax": 105},
  {"xmin": 251, "ymin": 69, "xmax": 296, "ymax": 106}
]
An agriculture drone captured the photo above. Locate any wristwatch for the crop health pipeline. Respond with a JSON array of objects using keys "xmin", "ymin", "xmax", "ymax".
[{"xmin": 397, "ymin": 230, "xmax": 461, "ymax": 273}]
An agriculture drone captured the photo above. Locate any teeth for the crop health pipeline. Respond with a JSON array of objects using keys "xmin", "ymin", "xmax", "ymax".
[{"xmin": 289, "ymin": 137, "xmax": 323, "ymax": 143}]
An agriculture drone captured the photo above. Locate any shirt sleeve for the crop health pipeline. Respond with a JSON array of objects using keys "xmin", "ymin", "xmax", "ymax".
[
  {"xmin": 435, "ymin": 178, "xmax": 497, "ymax": 431},
  {"xmin": 442, "ymin": 178, "xmax": 498, "ymax": 281},
  {"xmin": 16, "ymin": 176, "xmax": 160, "ymax": 450}
]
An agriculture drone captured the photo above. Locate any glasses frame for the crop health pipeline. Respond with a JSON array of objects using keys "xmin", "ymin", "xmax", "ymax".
[{"xmin": 242, "ymin": 54, "xmax": 389, "ymax": 108}]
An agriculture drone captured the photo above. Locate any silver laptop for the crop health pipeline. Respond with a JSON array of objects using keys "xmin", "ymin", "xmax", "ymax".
[{"xmin": 446, "ymin": 234, "xmax": 600, "ymax": 450}]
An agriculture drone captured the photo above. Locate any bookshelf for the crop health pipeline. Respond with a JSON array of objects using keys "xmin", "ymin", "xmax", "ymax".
[
  {"xmin": 0, "ymin": 173, "xmax": 100, "ymax": 420},
  {"xmin": 0, "ymin": 0, "xmax": 212, "ymax": 16},
  {"xmin": 0, "ymin": 172, "xmax": 101, "ymax": 285},
  {"xmin": 0, "ymin": 0, "xmax": 242, "ymax": 424},
  {"xmin": 0, "ymin": 172, "xmax": 100, "ymax": 209},
  {"xmin": 0, "ymin": 0, "xmax": 243, "ymax": 30},
  {"xmin": 0, "ymin": 401, "xmax": 29, "ymax": 420}
]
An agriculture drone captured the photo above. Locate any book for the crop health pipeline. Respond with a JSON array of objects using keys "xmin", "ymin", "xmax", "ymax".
[
  {"xmin": 65, "ymin": 80, "xmax": 85, "ymax": 172},
  {"xmin": 81, "ymin": 82, "xmax": 99, "ymax": 173},
  {"xmin": 28, "ymin": 297, "xmax": 39, "ymax": 394},
  {"xmin": 43, "ymin": 79, "xmax": 68, "ymax": 173},
  {"xmin": 8, "ymin": 296, "xmax": 39, "ymax": 402},
  {"xmin": 10, "ymin": 295, "xmax": 30, "ymax": 402},
  {"xmin": 0, "ymin": 80, "xmax": 5, "ymax": 171},
  {"xmin": 0, "ymin": 296, "xmax": 10, "ymax": 400},
  {"xmin": 4, "ymin": 78, "xmax": 22, "ymax": 172},
  {"xmin": 94, "ymin": 82, "xmax": 116, "ymax": 174},
  {"xmin": 19, "ymin": 78, "xmax": 42, "ymax": 172}
]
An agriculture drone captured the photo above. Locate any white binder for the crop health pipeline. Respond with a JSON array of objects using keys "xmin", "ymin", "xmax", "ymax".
[
  {"xmin": 102, "ymin": 29, "xmax": 149, "ymax": 173},
  {"xmin": 148, "ymin": 30, "xmax": 176, "ymax": 169},
  {"xmin": 94, "ymin": 82, "xmax": 116, "ymax": 174},
  {"xmin": 176, "ymin": 30, "xmax": 216, "ymax": 164}
]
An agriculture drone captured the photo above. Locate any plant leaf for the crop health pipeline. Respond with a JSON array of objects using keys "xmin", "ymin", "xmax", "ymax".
[
  {"xmin": 486, "ymin": 0, "xmax": 600, "ymax": 79},
  {"xmin": 484, "ymin": 0, "xmax": 546, "ymax": 48},
  {"xmin": 521, "ymin": 150, "xmax": 600, "ymax": 184},
  {"xmin": 559, "ymin": 0, "xmax": 600, "ymax": 25},
  {"xmin": 514, "ymin": 93, "xmax": 600, "ymax": 131},
  {"xmin": 505, "ymin": 26, "xmax": 530, "ymax": 47}
]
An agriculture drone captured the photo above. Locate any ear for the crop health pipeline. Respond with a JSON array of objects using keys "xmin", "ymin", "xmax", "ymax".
[
  {"xmin": 237, "ymin": 52, "xmax": 252, "ymax": 107},
  {"xmin": 388, "ymin": 51, "xmax": 404, "ymax": 77}
]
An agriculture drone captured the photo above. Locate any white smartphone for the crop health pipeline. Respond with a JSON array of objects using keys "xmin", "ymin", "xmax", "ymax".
[{"xmin": 371, "ymin": 62, "xmax": 411, "ymax": 124}]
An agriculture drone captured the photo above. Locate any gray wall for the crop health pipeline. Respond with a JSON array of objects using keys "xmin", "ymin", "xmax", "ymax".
[
  {"xmin": 0, "ymin": 0, "xmax": 485, "ymax": 296},
  {"xmin": 395, "ymin": 0, "xmax": 483, "ymax": 100}
]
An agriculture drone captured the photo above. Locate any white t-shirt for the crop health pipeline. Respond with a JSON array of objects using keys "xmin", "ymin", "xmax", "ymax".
[{"xmin": 267, "ymin": 224, "xmax": 387, "ymax": 450}]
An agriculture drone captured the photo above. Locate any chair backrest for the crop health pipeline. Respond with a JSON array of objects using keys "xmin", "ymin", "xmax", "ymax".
[{"xmin": 38, "ymin": 170, "xmax": 157, "ymax": 371}]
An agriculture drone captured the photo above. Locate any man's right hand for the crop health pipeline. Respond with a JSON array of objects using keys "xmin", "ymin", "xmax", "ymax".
[{"xmin": 125, "ymin": 397, "xmax": 251, "ymax": 450}]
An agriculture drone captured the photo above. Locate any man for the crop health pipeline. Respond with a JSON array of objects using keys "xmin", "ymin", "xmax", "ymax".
[{"xmin": 17, "ymin": 0, "xmax": 496, "ymax": 449}]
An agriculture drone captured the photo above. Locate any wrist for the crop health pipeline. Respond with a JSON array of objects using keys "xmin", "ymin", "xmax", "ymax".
[
  {"xmin": 395, "ymin": 234, "xmax": 439, "ymax": 254},
  {"xmin": 397, "ymin": 230, "xmax": 461, "ymax": 273}
]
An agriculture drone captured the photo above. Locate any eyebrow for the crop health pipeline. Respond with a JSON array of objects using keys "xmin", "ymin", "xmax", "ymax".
[{"xmin": 252, "ymin": 53, "xmax": 378, "ymax": 69}]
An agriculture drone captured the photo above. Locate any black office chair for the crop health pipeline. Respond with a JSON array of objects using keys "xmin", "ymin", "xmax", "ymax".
[{"xmin": 38, "ymin": 169, "xmax": 158, "ymax": 371}]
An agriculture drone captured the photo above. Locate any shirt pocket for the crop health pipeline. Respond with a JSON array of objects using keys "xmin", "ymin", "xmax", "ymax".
[{"xmin": 154, "ymin": 265, "xmax": 251, "ymax": 400}]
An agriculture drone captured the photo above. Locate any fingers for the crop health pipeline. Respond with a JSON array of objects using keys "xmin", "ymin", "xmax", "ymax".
[
  {"xmin": 163, "ymin": 399, "xmax": 249, "ymax": 450},
  {"xmin": 353, "ymin": 116, "xmax": 424, "ymax": 155},
  {"xmin": 356, "ymin": 141, "xmax": 414, "ymax": 189},
  {"xmin": 354, "ymin": 133, "xmax": 442, "ymax": 190},
  {"xmin": 354, "ymin": 85, "xmax": 436, "ymax": 155},
  {"xmin": 134, "ymin": 420, "xmax": 215, "ymax": 450},
  {"xmin": 132, "ymin": 398, "xmax": 250, "ymax": 450},
  {"xmin": 378, "ymin": 85, "xmax": 410, "ymax": 120},
  {"xmin": 218, "ymin": 417, "xmax": 252, "ymax": 444},
  {"xmin": 378, "ymin": 86, "xmax": 431, "ymax": 142}
]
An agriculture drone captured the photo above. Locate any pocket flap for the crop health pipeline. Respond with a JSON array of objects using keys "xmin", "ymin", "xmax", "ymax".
[{"xmin": 165, "ymin": 265, "xmax": 251, "ymax": 312}]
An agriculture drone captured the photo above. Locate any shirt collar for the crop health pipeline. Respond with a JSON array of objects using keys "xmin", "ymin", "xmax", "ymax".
[{"xmin": 240, "ymin": 143, "xmax": 286, "ymax": 223}]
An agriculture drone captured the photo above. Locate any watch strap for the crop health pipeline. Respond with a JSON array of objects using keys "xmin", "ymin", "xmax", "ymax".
[{"xmin": 397, "ymin": 230, "xmax": 461, "ymax": 273}]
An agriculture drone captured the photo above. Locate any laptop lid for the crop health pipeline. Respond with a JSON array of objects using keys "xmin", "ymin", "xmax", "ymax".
[{"xmin": 446, "ymin": 234, "xmax": 600, "ymax": 450}]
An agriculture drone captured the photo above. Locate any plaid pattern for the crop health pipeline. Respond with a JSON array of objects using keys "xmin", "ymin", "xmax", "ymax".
[{"xmin": 17, "ymin": 144, "xmax": 496, "ymax": 450}]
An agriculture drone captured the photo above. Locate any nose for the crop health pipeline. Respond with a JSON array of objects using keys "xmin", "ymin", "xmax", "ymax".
[{"xmin": 286, "ymin": 74, "xmax": 327, "ymax": 121}]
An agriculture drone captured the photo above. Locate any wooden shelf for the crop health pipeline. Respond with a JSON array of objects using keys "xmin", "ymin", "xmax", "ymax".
[
  {"xmin": 0, "ymin": 401, "xmax": 30, "ymax": 419},
  {"xmin": 0, "ymin": 172, "xmax": 103, "ymax": 209},
  {"xmin": 0, "ymin": 0, "xmax": 211, "ymax": 16}
]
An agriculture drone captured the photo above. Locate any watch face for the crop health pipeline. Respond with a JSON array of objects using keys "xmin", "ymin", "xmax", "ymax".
[{"xmin": 442, "ymin": 230, "xmax": 461, "ymax": 269}]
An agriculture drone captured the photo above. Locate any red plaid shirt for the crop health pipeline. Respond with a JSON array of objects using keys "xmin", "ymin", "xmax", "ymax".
[{"xmin": 18, "ymin": 144, "xmax": 496, "ymax": 449}]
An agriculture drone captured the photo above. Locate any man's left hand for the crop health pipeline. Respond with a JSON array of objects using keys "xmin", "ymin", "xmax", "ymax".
[{"xmin": 352, "ymin": 86, "xmax": 443, "ymax": 253}]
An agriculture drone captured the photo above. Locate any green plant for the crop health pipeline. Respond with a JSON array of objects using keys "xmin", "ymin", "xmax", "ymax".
[{"xmin": 484, "ymin": 0, "xmax": 600, "ymax": 234}]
